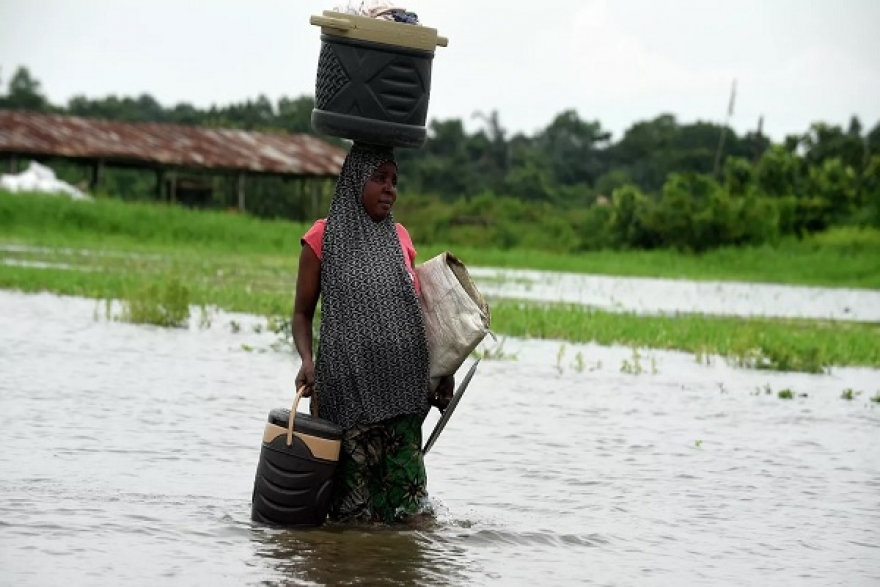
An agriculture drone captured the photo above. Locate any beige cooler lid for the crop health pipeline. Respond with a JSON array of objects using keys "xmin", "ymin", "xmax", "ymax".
[{"xmin": 310, "ymin": 11, "xmax": 448, "ymax": 52}]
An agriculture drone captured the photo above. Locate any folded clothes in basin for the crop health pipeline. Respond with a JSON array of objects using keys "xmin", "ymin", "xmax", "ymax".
[{"xmin": 332, "ymin": 0, "xmax": 420, "ymax": 24}]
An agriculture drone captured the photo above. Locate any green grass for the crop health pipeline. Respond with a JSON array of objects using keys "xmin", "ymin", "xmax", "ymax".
[
  {"xmin": 2, "ymin": 191, "xmax": 880, "ymax": 372},
  {"xmin": 489, "ymin": 302, "xmax": 880, "ymax": 372},
  {"xmin": 3, "ymin": 190, "xmax": 880, "ymax": 288},
  {"xmin": 0, "ymin": 190, "xmax": 310, "ymax": 254},
  {"xmin": 0, "ymin": 248, "xmax": 296, "ymax": 317},
  {"xmin": 421, "ymin": 227, "xmax": 880, "ymax": 289}
]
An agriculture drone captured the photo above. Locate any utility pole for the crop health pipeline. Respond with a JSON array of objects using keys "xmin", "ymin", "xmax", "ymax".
[
  {"xmin": 713, "ymin": 79, "xmax": 737, "ymax": 177},
  {"xmin": 753, "ymin": 115, "xmax": 764, "ymax": 162}
]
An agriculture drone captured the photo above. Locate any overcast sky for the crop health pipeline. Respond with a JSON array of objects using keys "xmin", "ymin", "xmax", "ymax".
[{"xmin": 1, "ymin": 0, "xmax": 878, "ymax": 141}]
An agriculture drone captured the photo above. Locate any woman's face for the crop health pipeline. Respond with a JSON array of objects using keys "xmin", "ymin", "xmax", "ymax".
[{"xmin": 362, "ymin": 161, "xmax": 398, "ymax": 222}]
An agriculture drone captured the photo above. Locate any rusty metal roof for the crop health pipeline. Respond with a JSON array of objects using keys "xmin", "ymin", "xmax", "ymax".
[{"xmin": 0, "ymin": 110, "xmax": 346, "ymax": 177}]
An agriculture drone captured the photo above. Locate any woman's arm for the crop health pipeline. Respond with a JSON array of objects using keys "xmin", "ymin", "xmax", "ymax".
[{"xmin": 293, "ymin": 244, "xmax": 321, "ymax": 396}]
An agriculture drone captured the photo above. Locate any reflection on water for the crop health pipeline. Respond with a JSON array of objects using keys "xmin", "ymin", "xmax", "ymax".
[
  {"xmin": 252, "ymin": 524, "xmax": 473, "ymax": 586},
  {"xmin": 1, "ymin": 291, "xmax": 879, "ymax": 586},
  {"xmin": 470, "ymin": 266, "xmax": 880, "ymax": 322}
]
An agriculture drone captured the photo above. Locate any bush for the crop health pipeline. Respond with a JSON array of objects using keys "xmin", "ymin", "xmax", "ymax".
[{"xmin": 119, "ymin": 277, "xmax": 191, "ymax": 328}]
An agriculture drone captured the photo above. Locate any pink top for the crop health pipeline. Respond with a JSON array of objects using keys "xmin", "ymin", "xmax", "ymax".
[{"xmin": 302, "ymin": 219, "xmax": 421, "ymax": 294}]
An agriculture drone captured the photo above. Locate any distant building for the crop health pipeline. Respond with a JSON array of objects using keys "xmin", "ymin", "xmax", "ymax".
[{"xmin": 0, "ymin": 110, "xmax": 347, "ymax": 215}]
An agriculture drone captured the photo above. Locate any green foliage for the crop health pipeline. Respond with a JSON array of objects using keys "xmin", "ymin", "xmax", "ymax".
[
  {"xmin": 802, "ymin": 121, "xmax": 866, "ymax": 171},
  {"xmin": 571, "ymin": 204, "xmax": 616, "ymax": 251},
  {"xmin": 863, "ymin": 156, "xmax": 880, "ymax": 227},
  {"xmin": 607, "ymin": 185, "xmax": 655, "ymax": 249},
  {"xmin": 593, "ymin": 169, "xmax": 633, "ymax": 199},
  {"xmin": 2, "ymin": 67, "xmax": 880, "ymax": 255},
  {"xmin": 723, "ymin": 156, "xmax": 755, "ymax": 196},
  {"xmin": 118, "ymin": 277, "xmax": 191, "ymax": 328},
  {"xmin": 807, "ymin": 158, "xmax": 858, "ymax": 221},
  {"xmin": 0, "ymin": 66, "xmax": 50, "ymax": 111},
  {"xmin": 755, "ymin": 145, "xmax": 802, "ymax": 197}
]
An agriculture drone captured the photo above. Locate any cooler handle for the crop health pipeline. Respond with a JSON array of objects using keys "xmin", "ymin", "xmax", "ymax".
[
  {"xmin": 286, "ymin": 386, "xmax": 308, "ymax": 447},
  {"xmin": 310, "ymin": 15, "xmax": 355, "ymax": 31}
]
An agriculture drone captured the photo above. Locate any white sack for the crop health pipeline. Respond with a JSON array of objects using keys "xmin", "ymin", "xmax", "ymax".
[{"xmin": 415, "ymin": 251, "xmax": 491, "ymax": 391}]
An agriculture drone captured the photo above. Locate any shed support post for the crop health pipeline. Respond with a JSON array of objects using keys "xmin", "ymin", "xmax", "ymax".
[
  {"xmin": 311, "ymin": 180, "xmax": 320, "ymax": 219},
  {"xmin": 169, "ymin": 172, "xmax": 177, "ymax": 204},
  {"xmin": 90, "ymin": 159, "xmax": 104, "ymax": 193},
  {"xmin": 237, "ymin": 173, "xmax": 246, "ymax": 213},
  {"xmin": 296, "ymin": 179, "xmax": 305, "ymax": 220},
  {"xmin": 155, "ymin": 169, "xmax": 166, "ymax": 202}
]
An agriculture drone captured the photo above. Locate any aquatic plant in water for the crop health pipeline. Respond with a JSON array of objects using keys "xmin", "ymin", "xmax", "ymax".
[
  {"xmin": 198, "ymin": 306, "xmax": 213, "ymax": 329},
  {"xmin": 118, "ymin": 277, "xmax": 191, "ymax": 328},
  {"xmin": 555, "ymin": 344, "xmax": 566, "ymax": 373},
  {"xmin": 694, "ymin": 347, "xmax": 714, "ymax": 366},
  {"xmin": 620, "ymin": 347, "xmax": 658, "ymax": 375},
  {"xmin": 267, "ymin": 315, "xmax": 296, "ymax": 352},
  {"xmin": 472, "ymin": 337, "xmax": 518, "ymax": 362},
  {"xmin": 572, "ymin": 351, "xmax": 585, "ymax": 373},
  {"xmin": 727, "ymin": 344, "xmax": 829, "ymax": 375}
]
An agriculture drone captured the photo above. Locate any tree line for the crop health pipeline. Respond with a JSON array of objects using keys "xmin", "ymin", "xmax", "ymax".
[{"xmin": 2, "ymin": 66, "xmax": 879, "ymax": 253}]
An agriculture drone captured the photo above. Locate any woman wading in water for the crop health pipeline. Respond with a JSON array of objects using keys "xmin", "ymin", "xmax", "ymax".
[{"xmin": 292, "ymin": 143, "xmax": 453, "ymax": 524}]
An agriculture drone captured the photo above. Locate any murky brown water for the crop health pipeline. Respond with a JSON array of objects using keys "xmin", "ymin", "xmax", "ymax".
[{"xmin": 1, "ymin": 291, "xmax": 879, "ymax": 586}]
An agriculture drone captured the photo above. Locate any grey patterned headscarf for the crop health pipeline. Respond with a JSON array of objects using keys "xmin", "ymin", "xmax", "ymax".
[{"xmin": 314, "ymin": 143, "xmax": 431, "ymax": 429}]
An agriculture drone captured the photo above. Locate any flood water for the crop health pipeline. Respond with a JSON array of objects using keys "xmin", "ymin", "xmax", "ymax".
[
  {"xmin": 4, "ymin": 243, "xmax": 880, "ymax": 323},
  {"xmin": 1, "ymin": 290, "xmax": 879, "ymax": 586},
  {"xmin": 470, "ymin": 267, "xmax": 880, "ymax": 322}
]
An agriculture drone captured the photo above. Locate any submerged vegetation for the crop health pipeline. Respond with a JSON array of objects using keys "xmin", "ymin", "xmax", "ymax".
[
  {"xmin": 488, "ymin": 302, "xmax": 879, "ymax": 372},
  {"xmin": 118, "ymin": 277, "xmax": 192, "ymax": 328}
]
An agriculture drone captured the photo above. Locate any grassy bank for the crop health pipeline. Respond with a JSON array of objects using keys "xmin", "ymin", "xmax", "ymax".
[
  {"xmin": 490, "ymin": 303, "xmax": 880, "ymax": 373},
  {"xmin": 3, "ymin": 191, "xmax": 880, "ymax": 288}
]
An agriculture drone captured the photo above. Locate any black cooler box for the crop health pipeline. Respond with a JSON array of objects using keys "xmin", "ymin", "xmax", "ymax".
[
  {"xmin": 251, "ymin": 393, "xmax": 343, "ymax": 528},
  {"xmin": 309, "ymin": 11, "xmax": 448, "ymax": 149}
]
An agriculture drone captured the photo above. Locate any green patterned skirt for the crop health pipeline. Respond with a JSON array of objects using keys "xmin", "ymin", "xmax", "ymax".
[{"xmin": 328, "ymin": 413, "xmax": 430, "ymax": 524}]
